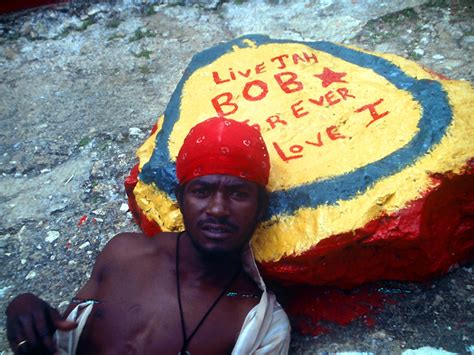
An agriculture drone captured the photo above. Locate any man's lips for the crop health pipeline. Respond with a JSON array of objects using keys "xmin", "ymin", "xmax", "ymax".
[
  {"xmin": 198, "ymin": 219, "xmax": 238, "ymax": 236},
  {"xmin": 201, "ymin": 223, "xmax": 233, "ymax": 233}
]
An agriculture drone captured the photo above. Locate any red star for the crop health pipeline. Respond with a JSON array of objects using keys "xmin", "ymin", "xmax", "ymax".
[{"xmin": 313, "ymin": 67, "xmax": 348, "ymax": 88}]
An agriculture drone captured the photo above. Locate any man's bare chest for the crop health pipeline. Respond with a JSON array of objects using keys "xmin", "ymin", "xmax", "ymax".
[{"xmin": 76, "ymin": 272, "xmax": 257, "ymax": 354}]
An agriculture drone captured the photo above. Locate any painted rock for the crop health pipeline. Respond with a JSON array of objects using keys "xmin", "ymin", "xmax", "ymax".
[{"xmin": 126, "ymin": 35, "xmax": 474, "ymax": 289}]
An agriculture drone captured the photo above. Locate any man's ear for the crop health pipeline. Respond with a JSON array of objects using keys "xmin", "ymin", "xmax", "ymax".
[{"xmin": 256, "ymin": 187, "xmax": 269, "ymax": 222}]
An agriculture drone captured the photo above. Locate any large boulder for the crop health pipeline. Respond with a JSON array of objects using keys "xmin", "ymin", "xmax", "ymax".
[{"xmin": 126, "ymin": 35, "xmax": 474, "ymax": 289}]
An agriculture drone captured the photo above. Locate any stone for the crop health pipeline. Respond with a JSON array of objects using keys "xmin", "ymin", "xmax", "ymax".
[
  {"xmin": 87, "ymin": 6, "xmax": 102, "ymax": 17},
  {"xmin": 0, "ymin": 286, "xmax": 12, "ymax": 299},
  {"xmin": 79, "ymin": 241, "xmax": 90, "ymax": 249},
  {"xmin": 413, "ymin": 48, "xmax": 424, "ymax": 56},
  {"xmin": 3, "ymin": 46, "xmax": 18, "ymax": 60},
  {"xmin": 45, "ymin": 231, "xmax": 60, "ymax": 243},
  {"xmin": 463, "ymin": 35, "xmax": 474, "ymax": 44},
  {"xmin": 25, "ymin": 271, "xmax": 37, "ymax": 280},
  {"xmin": 0, "ymin": 153, "xmax": 93, "ymax": 230},
  {"xmin": 433, "ymin": 295, "xmax": 444, "ymax": 307},
  {"xmin": 185, "ymin": 0, "xmax": 221, "ymax": 10},
  {"xmin": 443, "ymin": 59, "xmax": 463, "ymax": 69},
  {"xmin": 221, "ymin": 0, "xmax": 427, "ymax": 42},
  {"xmin": 1, "ymin": 0, "xmax": 473, "ymax": 351},
  {"xmin": 128, "ymin": 127, "xmax": 144, "ymax": 137},
  {"xmin": 128, "ymin": 35, "xmax": 474, "ymax": 290}
]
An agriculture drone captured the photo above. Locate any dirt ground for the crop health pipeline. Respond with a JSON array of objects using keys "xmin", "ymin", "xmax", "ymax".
[{"xmin": 1, "ymin": 0, "xmax": 473, "ymax": 353}]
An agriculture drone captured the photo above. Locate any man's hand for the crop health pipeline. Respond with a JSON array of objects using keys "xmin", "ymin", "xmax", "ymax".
[{"xmin": 6, "ymin": 293, "xmax": 77, "ymax": 354}]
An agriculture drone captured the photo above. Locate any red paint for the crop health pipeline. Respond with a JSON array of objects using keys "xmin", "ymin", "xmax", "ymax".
[
  {"xmin": 242, "ymin": 80, "xmax": 268, "ymax": 101},
  {"xmin": 326, "ymin": 125, "xmax": 346, "ymax": 140},
  {"xmin": 292, "ymin": 54, "xmax": 305, "ymax": 65},
  {"xmin": 255, "ymin": 63, "xmax": 266, "ymax": 74},
  {"xmin": 149, "ymin": 122, "xmax": 159, "ymax": 135},
  {"xmin": 0, "ymin": 0, "xmax": 67, "ymax": 14},
  {"xmin": 241, "ymin": 119, "xmax": 261, "ymax": 132},
  {"xmin": 304, "ymin": 87, "xmax": 356, "ymax": 109},
  {"xmin": 260, "ymin": 161, "xmax": 474, "ymax": 289},
  {"xmin": 283, "ymin": 286, "xmax": 389, "ymax": 335},
  {"xmin": 212, "ymin": 63, "xmax": 267, "ymax": 85},
  {"xmin": 305, "ymin": 132, "xmax": 323, "ymax": 147},
  {"xmin": 272, "ymin": 142, "xmax": 304, "ymax": 162},
  {"xmin": 422, "ymin": 66, "xmax": 449, "ymax": 80},
  {"xmin": 273, "ymin": 124, "xmax": 348, "ymax": 160},
  {"xmin": 212, "ymin": 71, "xmax": 230, "ymax": 85},
  {"xmin": 211, "ymin": 92, "xmax": 238, "ymax": 117},
  {"xmin": 124, "ymin": 162, "xmax": 161, "ymax": 237},
  {"xmin": 271, "ymin": 54, "xmax": 290, "ymax": 69},
  {"xmin": 313, "ymin": 67, "xmax": 348, "ymax": 88},
  {"xmin": 266, "ymin": 115, "xmax": 288, "ymax": 130},
  {"xmin": 238, "ymin": 69, "xmax": 251, "ymax": 78},
  {"xmin": 291, "ymin": 100, "xmax": 309, "ymax": 118},
  {"xmin": 126, "ymin": 121, "xmax": 473, "ymax": 333},
  {"xmin": 274, "ymin": 72, "xmax": 304, "ymax": 94},
  {"xmin": 303, "ymin": 52, "xmax": 318, "ymax": 64},
  {"xmin": 77, "ymin": 215, "xmax": 87, "ymax": 227},
  {"xmin": 355, "ymin": 98, "xmax": 389, "ymax": 127},
  {"xmin": 324, "ymin": 90, "xmax": 341, "ymax": 106},
  {"xmin": 308, "ymin": 96, "xmax": 325, "ymax": 106},
  {"xmin": 337, "ymin": 87, "xmax": 356, "ymax": 100},
  {"xmin": 270, "ymin": 52, "xmax": 318, "ymax": 70}
]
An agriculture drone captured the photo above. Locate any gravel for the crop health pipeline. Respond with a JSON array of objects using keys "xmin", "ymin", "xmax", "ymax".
[{"xmin": 1, "ymin": 0, "xmax": 473, "ymax": 353}]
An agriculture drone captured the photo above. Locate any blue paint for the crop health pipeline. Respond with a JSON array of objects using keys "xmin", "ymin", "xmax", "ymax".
[{"xmin": 140, "ymin": 35, "xmax": 452, "ymax": 220}]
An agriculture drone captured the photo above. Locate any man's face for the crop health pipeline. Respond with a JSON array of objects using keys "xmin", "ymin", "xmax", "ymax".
[{"xmin": 178, "ymin": 174, "xmax": 262, "ymax": 256}]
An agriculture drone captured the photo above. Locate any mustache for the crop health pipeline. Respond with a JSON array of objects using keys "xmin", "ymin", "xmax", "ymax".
[{"xmin": 198, "ymin": 217, "xmax": 239, "ymax": 232}]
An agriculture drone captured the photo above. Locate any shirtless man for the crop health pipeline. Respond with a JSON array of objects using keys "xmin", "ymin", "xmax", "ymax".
[{"xmin": 6, "ymin": 117, "xmax": 291, "ymax": 354}]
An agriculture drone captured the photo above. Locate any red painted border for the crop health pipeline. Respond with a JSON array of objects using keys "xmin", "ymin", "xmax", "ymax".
[
  {"xmin": 260, "ymin": 160, "xmax": 474, "ymax": 289},
  {"xmin": 0, "ymin": 0, "xmax": 67, "ymax": 14},
  {"xmin": 125, "ymin": 130, "xmax": 473, "ymax": 333},
  {"xmin": 124, "ymin": 123, "xmax": 162, "ymax": 237},
  {"xmin": 126, "ymin": 155, "xmax": 474, "ymax": 287}
]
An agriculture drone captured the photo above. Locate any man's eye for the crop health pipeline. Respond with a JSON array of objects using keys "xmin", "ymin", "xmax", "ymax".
[
  {"xmin": 191, "ymin": 188, "xmax": 209, "ymax": 197},
  {"xmin": 231, "ymin": 191, "xmax": 249, "ymax": 199}
]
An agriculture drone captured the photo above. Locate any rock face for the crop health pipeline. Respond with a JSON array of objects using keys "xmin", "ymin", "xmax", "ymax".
[
  {"xmin": 128, "ymin": 35, "xmax": 474, "ymax": 288},
  {"xmin": 2, "ymin": 1, "xmax": 474, "ymax": 352}
]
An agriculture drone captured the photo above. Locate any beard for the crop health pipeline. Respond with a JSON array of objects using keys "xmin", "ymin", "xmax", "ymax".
[{"xmin": 186, "ymin": 229, "xmax": 246, "ymax": 261}]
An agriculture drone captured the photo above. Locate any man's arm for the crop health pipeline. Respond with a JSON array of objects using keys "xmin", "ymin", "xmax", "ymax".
[
  {"xmin": 5, "ymin": 293, "xmax": 77, "ymax": 354},
  {"xmin": 5, "ymin": 233, "xmax": 132, "ymax": 354}
]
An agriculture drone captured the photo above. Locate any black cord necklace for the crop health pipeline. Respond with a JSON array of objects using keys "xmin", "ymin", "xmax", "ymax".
[{"xmin": 176, "ymin": 232, "xmax": 241, "ymax": 355}]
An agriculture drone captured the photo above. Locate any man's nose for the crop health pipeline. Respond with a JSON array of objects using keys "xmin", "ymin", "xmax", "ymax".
[{"xmin": 206, "ymin": 193, "xmax": 230, "ymax": 217}]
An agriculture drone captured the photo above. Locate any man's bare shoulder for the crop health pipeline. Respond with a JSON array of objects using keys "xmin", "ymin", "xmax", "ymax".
[
  {"xmin": 74, "ymin": 232, "xmax": 179, "ymax": 301},
  {"xmin": 97, "ymin": 231, "xmax": 177, "ymax": 265}
]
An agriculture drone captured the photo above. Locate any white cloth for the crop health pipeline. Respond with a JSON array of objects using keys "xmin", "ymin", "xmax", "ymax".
[
  {"xmin": 55, "ymin": 246, "xmax": 291, "ymax": 354},
  {"xmin": 232, "ymin": 246, "xmax": 291, "ymax": 354}
]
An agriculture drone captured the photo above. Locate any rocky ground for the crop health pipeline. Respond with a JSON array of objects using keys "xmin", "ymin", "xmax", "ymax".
[{"xmin": 0, "ymin": 0, "xmax": 473, "ymax": 353}]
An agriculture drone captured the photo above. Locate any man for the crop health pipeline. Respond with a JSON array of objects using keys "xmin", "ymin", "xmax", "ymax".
[{"xmin": 6, "ymin": 117, "xmax": 291, "ymax": 354}]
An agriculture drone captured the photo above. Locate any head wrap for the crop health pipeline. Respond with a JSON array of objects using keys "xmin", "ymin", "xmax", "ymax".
[{"xmin": 176, "ymin": 117, "xmax": 270, "ymax": 186}]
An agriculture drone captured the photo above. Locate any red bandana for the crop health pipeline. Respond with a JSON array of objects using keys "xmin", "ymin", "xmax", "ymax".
[{"xmin": 176, "ymin": 117, "xmax": 270, "ymax": 186}]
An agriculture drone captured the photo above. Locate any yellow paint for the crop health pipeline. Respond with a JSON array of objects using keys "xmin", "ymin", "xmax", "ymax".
[
  {"xmin": 134, "ymin": 180, "xmax": 183, "ymax": 231},
  {"xmin": 137, "ymin": 116, "xmax": 163, "ymax": 170},
  {"xmin": 168, "ymin": 42, "xmax": 422, "ymax": 191},
  {"xmin": 252, "ymin": 79, "xmax": 474, "ymax": 261},
  {"xmin": 133, "ymin": 42, "xmax": 474, "ymax": 263}
]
